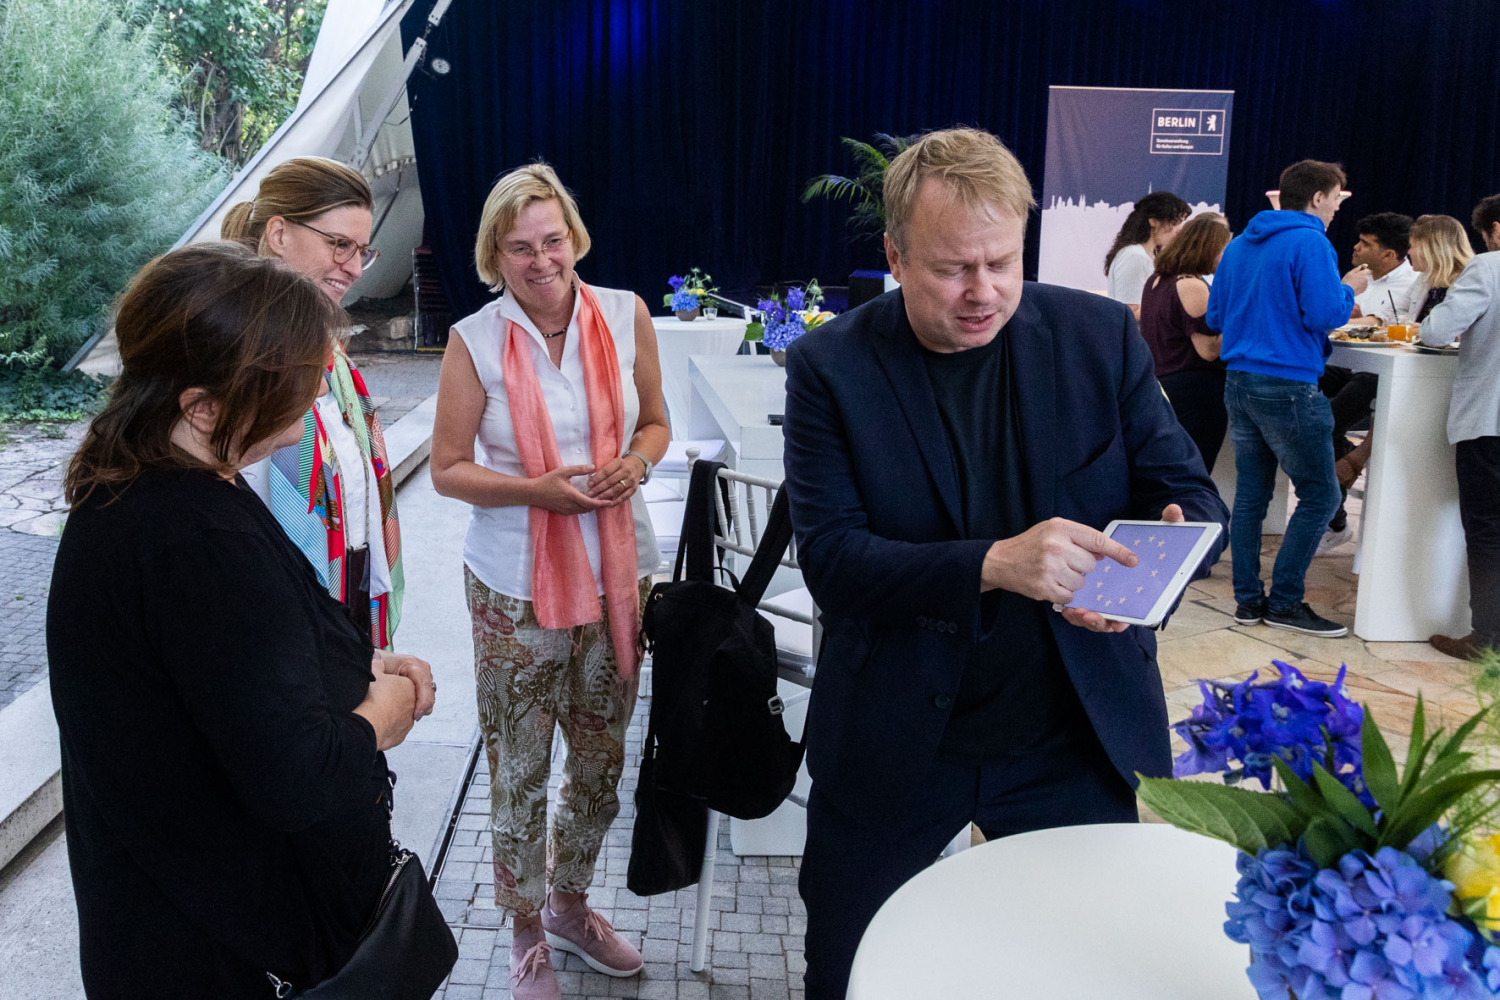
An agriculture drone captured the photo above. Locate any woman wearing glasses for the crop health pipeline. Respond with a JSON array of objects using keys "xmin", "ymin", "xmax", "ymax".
[
  {"xmin": 431, "ymin": 163, "xmax": 668, "ymax": 1000},
  {"xmin": 222, "ymin": 157, "xmax": 408, "ymax": 653}
]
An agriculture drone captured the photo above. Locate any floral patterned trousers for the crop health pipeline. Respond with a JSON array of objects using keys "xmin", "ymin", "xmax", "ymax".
[{"xmin": 465, "ymin": 568, "xmax": 648, "ymax": 917}]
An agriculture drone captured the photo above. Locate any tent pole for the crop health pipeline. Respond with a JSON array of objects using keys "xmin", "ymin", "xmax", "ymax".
[{"xmin": 350, "ymin": 0, "xmax": 456, "ymax": 171}]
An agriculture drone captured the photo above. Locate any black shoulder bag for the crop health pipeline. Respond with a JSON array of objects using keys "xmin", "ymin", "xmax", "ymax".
[
  {"xmin": 266, "ymin": 844, "xmax": 457, "ymax": 998},
  {"xmin": 628, "ymin": 461, "xmax": 806, "ymax": 895}
]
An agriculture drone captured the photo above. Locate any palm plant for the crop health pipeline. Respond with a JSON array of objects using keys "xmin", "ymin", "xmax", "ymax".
[{"xmin": 800, "ymin": 133, "xmax": 920, "ymax": 240}]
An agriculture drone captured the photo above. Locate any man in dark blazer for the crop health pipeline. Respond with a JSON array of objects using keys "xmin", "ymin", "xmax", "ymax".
[{"xmin": 782, "ymin": 128, "xmax": 1229, "ymax": 999}]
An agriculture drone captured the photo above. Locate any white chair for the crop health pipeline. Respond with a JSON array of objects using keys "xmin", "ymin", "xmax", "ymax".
[{"xmin": 685, "ymin": 458, "xmax": 817, "ymax": 972}]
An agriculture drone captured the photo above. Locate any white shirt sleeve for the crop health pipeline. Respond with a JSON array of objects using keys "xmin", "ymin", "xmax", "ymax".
[{"xmin": 1107, "ymin": 245, "xmax": 1154, "ymax": 305}]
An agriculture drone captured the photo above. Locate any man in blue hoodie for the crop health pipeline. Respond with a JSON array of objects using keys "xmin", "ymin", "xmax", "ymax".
[{"xmin": 1207, "ymin": 160, "xmax": 1371, "ymax": 637}]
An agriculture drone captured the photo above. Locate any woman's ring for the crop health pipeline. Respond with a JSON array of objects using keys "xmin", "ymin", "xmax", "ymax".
[{"xmin": 430, "ymin": 680, "xmax": 437, "ymax": 692}]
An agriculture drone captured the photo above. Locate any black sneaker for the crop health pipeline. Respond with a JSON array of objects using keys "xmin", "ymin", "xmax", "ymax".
[
  {"xmin": 1263, "ymin": 603, "xmax": 1349, "ymax": 638},
  {"xmin": 1234, "ymin": 597, "xmax": 1268, "ymax": 625}
]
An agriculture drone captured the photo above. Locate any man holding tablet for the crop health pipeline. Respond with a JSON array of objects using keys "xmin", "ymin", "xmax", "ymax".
[{"xmin": 782, "ymin": 127, "xmax": 1229, "ymax": 1000}]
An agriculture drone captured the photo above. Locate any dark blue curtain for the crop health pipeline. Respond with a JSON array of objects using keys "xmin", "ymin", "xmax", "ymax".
[{"xmin": 401, "ymin": 0, "xmax": 1500, "ymax": 321}]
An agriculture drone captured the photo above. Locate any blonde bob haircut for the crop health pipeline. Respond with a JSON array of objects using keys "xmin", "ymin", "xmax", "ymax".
[
  {"xmin": 883, "ymin": 127, "xmax": 1036, "ymax": 251},
  {"xmin": 474, "ymin": 163, "xmax": 592, "ymax": 292},
  {"xmin": 1409, "ymin": 214, "xmax": 1475, "ymax": 291}
]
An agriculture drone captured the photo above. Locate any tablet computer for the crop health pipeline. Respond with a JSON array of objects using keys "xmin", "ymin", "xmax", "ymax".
[{"xmin": 1061, "ymin": 520, "xmax": 1222, "ymax": 627}]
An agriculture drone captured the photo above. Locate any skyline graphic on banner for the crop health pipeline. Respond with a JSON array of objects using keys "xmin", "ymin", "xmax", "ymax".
[{"xmin": 1038, "ymin": 87, "xmax": 1234, "ymax": 292}]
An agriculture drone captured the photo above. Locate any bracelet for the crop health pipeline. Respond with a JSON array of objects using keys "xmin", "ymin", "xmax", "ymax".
[{"xmin": 624, "ymin": 449, "xmax": 653, "ymax": 484}]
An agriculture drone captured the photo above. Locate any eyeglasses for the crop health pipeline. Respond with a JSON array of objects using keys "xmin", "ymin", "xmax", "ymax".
[
  {"xmin": 293, "ymin": 221, "xmax": 380, "ymax": 268},
  {"xmin": 501, "ymin": 233, "xmax": 572, "ymax": 261}
]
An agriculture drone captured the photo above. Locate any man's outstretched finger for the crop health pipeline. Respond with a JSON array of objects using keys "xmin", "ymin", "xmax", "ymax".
[{"xmin": 1067, "ymin": 522, "xmax": 1138, "ymax": 567}]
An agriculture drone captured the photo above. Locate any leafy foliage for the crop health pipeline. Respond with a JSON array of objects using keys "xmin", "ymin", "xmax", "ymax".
[
  {"xmin": 0, "ymin": 0, "xmax": 227, "ymax": 364},
  {"xmin": 0, "ymin": 362, "xmax": 110, "ymax": 422},
  {"xmin": 1139, "ymin": 697, "xmax": 1499, "ymax": 869},
  {"xmin": 156, "ymin": 0, "xmax": 326, "ymax": 164},
  {"xmin": 800, "ymin": 133, "xmax": 920, "ymax": 240}
]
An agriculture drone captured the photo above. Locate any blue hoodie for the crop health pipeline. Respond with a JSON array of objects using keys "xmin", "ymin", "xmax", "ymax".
[{"xmin": 1206, "ymin": 210, "xmax": 1354, "ymax": 384}]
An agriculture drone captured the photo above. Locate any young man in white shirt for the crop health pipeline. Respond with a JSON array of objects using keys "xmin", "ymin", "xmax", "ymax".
[{"xmin": 1349, "ymin": 212, "xmax": 1418, "ymax": 324}]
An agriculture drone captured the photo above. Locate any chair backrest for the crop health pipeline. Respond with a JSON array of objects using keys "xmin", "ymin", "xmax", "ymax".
[{"xmin": 686, "ymin": 450, "xmax": 820, "ymax": 679}]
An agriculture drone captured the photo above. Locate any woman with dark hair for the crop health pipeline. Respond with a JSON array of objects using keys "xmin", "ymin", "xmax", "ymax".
[
  {"xmin": 1138, "ymin": 212, "xmax": 1232, "ymax": 473},
  {"xmin": 223, "ymin": 156, "xmax": 407, "ymax": 652},
  {"xmin": 48, "ymin": 242, "xmax": 443, "ymax": 998},
  {"xmin": 1105, "ymin": 191, "xmax": 1192, "ymax": 318}
]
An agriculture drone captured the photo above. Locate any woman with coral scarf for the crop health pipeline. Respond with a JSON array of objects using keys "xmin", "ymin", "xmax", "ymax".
[{"xmin": 432, "ymin": 164, "xmax": 668, "ymax": 1000}]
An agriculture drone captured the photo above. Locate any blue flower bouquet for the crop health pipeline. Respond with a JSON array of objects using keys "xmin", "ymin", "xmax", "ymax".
[
  {"xmin": 1139, "ymin": 660, "xmax": 1500, "ymax": 999},
  {"xmin": 664, "ymin": 267, "xmax": 716, "ymax": 316},
  {"xmin": 745, "ymin": 280, "xmax": 834, "ymax": 355}
]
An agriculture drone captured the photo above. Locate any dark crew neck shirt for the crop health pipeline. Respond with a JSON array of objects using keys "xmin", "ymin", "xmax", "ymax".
[{"xmin": 919, "ymin": 329, "xmax": 1088, "ymax": 759}]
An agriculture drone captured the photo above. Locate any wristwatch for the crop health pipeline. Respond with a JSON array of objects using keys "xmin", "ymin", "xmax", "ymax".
[{"xmin": 624, "ymin": 449, "xmax": 653, "ymax": 483}]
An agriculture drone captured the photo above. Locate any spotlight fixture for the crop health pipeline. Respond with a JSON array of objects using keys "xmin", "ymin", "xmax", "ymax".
[{"xmin": 430, "ymin": 57, "xmax": 451, "ymax": 76}]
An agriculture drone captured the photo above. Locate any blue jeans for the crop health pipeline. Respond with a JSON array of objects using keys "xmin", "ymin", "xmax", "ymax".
[{"xmin": 1224, "ymin": 371, "xmax": 1341, "ymax": 612}]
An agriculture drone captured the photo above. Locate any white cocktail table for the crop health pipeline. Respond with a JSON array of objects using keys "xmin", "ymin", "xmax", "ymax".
[
  {"xmin": 651, "ymin": 316, "xmax": 749, "ymax": 433},
  {"xmin": 848, "ymin": 823, "xmax": 1255, "ymax": 1000},
  {"xmin": 1329, "ymin": 342, "xmax": 1468, "ymax": 641}
]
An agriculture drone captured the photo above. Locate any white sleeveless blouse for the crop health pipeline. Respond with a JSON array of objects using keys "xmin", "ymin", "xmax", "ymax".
[{"xmin": 451, "ymin": 285, "xmax": 660, "ymax": 600}]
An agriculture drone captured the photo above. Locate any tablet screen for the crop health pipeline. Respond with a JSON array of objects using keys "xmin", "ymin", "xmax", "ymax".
[{"xmin": 1064, "ymin": 522, "xmax": 1214, "ymax": 619}]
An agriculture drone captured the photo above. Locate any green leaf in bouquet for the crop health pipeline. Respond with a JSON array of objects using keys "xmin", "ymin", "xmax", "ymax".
[
  {"xmin": 1136, "ymin": 776, "xmax": 1305, "ymax": 855},
  {"xmin": 1360, "ymin": 709, "xmax": 1400, "ymax": 813},
  {"xmin": 1272, "ymin": 758, "xmax": 1329, "ymax": 818},
  {"xmin": 1438, "ymin": 704, "xmax": 1493, "ymax": 764},
  {"xmin": 1304, "ymin": 815, "xmax": 1362, "ymax": 869},
  {"xmin": 744, "ymin": 321, "xmax": 764, "ymax": 342},
  {"xmin": 1310, "ymin": 762, "xmax": 1379, "ymax": 837},
  {"xmin": 1402, "ymin": 695, "xmax": 1431, "ymax": 799},
  {"xmin": 1379, "ymin": 769, "xmax": 1500, "ymax": 851}
]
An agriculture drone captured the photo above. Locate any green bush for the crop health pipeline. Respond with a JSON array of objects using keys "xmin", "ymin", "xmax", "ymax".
[{"xmin": 0, "ymin": 0, "xmax": 226, "ymax": 366}]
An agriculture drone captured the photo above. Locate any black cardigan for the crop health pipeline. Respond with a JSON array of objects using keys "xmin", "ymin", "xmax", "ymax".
[{"xmin": 48, "ymin": 469, "xmax": 391, "ymax": 998}]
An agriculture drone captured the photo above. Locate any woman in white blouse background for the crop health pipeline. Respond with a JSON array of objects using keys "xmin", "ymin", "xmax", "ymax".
[
  {"xmin": 1103, "ymin": 190, "xmax": 1192, "ymax": 320},
  {"xmin": 431, "ymin": 164, "xmax": 667, "ymax": 1000}
]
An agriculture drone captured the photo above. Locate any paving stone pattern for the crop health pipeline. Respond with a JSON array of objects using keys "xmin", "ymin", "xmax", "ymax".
[
  {"xmin": 0, "ymin": 531, "xmax": 60, "ymax": 711},
  {"xmin": 428, "ymin": 688, "xmax": 807, "ymax": 1000}
]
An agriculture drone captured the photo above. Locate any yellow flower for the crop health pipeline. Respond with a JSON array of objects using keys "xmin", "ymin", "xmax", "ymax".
[{"xmin": 1445, "ymin": 833, "xmax": 1500, "ymax": 932}]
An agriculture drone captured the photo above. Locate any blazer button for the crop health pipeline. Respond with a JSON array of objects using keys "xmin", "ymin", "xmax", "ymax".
[
  {"xmin": 945, "ymin": 622, "xmax": 957, "ymax": 634},
  {"xmin": 917, "ymin": 615, "xmax": 929, "ymax": 628},
  {"xmin": 934, "ymin": 694, "xmax": 953, "ymax": 710}
]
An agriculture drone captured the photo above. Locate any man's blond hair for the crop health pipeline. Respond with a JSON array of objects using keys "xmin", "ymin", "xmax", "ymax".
[
  {"xmin": 883, "ymin": 128, "xmax": 1035, "ymax": 250},
  {"xmin": 474, "ymin": 162, "xmax": 592, "ymax": 292}
]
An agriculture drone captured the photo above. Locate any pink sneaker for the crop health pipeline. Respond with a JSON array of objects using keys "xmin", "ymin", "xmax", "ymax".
[
  {"xmin": 541, "ymin": 892, "xmax": 643, "ymax": 977},
  {"xmin": 509, "ymin": 923, "xmax": 560, "ymax": 1000}
]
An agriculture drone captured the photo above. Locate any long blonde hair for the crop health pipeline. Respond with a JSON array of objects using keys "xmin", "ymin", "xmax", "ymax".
[
  {"xmin": 221, "ymin": 157, "xmax": 373, "ymax": 253},
  {"xmin": 1409, "ymin": 214, "xmax": 1474, "ymax": 290}
]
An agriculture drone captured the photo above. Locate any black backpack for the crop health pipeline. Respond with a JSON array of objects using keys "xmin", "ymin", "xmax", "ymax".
[{"xmin": 639, "ymin": 460, "xmax": 806, "ymax": 821}]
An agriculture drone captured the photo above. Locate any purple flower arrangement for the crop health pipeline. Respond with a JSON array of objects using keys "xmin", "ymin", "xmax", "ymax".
[
  {"xmin": 1172, "ymin": 663, "xmax": 1368, "ymax": 805},
  {"xmin": 747, "ymin": 280, "xmax": 832, "ymax": 352},
  {"xmin": 1139, "ymin": 661, "xmax": 1500, "ymax": 1000}
]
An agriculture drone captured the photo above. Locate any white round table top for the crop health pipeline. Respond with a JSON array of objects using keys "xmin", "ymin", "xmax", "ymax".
[
  {"xmin": 650, "ymin": 315, "xmax": 751, "ymax": 334},
  {"xmin": 847, "ymin": 823, "xmax": 1257, "ymax": 1000}
]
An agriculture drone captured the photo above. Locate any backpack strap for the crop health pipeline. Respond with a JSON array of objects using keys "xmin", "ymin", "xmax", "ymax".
[
  {"xmin": 675, "ymin": 459, "xmax": 727, "ymax": 583},
  {"xmin": 736, "ymin": 488, "xmax": 795, "ymax": 606}
]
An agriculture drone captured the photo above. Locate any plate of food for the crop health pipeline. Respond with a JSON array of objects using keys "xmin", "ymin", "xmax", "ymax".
[
  {"xmin": 1413, "ymin": 343, "xmax": 1460, "ymax": 355},
  {"xmin": 1330, "ymin": 330, "xmax": 1402, "ymax": 347}
]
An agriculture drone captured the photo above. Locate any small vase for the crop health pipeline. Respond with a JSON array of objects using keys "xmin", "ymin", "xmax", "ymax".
[
  {"xmin": 771, "ymin": 349, "xmax": 787, "ymax": 367},
  {"xmin": 675, "ymin": 307, "xmax": 701, "ymax": 322}
]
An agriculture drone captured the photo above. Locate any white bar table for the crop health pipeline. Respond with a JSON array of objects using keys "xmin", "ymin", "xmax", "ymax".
[
  {"xmin": 848, "ymin": 823, "xmax": 1255, "ymax": 1000},
  {"xmin": 651, "ymin": 316, "xmax": 749, "ymax": 433},
  {"xmin": 686, "ymin": 354, "xmax": 788, "ymax": 481},
  {"xmin": 1330, "ymin": 342, "xmax": 1468, "ymax": 641}
]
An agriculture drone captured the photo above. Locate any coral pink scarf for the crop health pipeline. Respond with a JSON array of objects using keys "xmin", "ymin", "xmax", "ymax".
[{"xmin": 502, "ymin": 283, "xmax": 641, "ymax": 677}]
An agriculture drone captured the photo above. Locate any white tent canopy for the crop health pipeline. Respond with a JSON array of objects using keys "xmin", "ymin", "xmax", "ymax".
[{"xmin": 77, "ymin": 0, "xmax": 435, "ymax": 374}]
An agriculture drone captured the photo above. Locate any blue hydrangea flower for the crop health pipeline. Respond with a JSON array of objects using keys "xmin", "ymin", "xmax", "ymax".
[
  {"xmin": 762, "ymin": 316, "xmax": 806, "ymax": 351},
  {"xmin": 670, "ymin": 288, "xmax": 700, "ymax": 312},
  {"xmin": 786, "ymin": 286, "xmax": 807, "ymax": 311},
  {"xmin": 1231, "ymin": 841, "xmax": 1496, "ymax": 1000}
]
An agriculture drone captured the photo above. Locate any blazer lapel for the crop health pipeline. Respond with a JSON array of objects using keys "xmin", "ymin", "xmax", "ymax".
[
  {"xmin": 1004, "ymin": 290, "xmax": 1057, "ymax": 522},
  {"xmin": 871, "ymin": 295, "xmax": 964, "ymax": 533}
]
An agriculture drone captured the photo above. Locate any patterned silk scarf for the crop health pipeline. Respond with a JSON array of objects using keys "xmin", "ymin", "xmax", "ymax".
[
  {"xmin": 502, "ymin": 283, "xmax": 641, "ymax": 678},
  {"xmin": 267, "ymin": 345, "xmax": 404, "ymax": 648}
]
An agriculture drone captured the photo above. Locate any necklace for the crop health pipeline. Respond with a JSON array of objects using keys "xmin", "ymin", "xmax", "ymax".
[{"xmin": 542, "ymin": 328, "xmax": 567, "ymax": 339}]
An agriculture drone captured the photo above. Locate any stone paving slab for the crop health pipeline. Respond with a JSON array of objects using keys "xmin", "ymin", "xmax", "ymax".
[
  {"xmin": 0, "ymin": 532, "xmax": 60, "ymax": 713},
  {"xmin": 428, "ymin": 688, "xmax": 807, "ymax": 1000}
]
